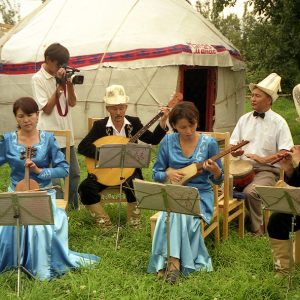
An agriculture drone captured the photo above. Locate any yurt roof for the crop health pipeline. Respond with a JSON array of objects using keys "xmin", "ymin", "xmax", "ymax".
[{"xmin": 0, "ymin": 0, "xmax": 245, "ymax": 74}]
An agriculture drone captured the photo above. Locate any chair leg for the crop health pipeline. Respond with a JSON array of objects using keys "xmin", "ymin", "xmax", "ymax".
[
  {"xmin": 214, "ymin": 224, "xmax": 220, "ymax": 244},
  {"xmin": 294, "ymin": 230, "xmax": 300, "ymax": 264},
  {"xmin": 239, "ymin": 202, "xmax": 245, "ymax": 238},
  {"xmin": 223, "ymin": 214, "xmax": 229, "ymax": 240}
]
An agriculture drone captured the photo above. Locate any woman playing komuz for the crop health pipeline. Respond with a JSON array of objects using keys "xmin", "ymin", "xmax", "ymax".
[
  {"xmin": 148, "ymin": 101, "xmax": 224, "ymax": 283},
  {"xmin": 0, "ymin": 97, "xmax": 99, "ymax": 280}
]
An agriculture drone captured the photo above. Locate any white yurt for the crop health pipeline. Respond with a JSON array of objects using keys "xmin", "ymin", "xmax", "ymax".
[{"xmin": 0, "ymin": 0, "xmax": 246, "ymax": 141}]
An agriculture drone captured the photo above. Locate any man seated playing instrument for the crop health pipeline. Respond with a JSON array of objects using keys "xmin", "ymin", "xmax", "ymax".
[
  {"xmin": 230, "ymin": 73, "xmax": 294, "ymax": 236},
  {"xmin": 78, "ymin": 85, "xmax": 169, "ymax": 229}
]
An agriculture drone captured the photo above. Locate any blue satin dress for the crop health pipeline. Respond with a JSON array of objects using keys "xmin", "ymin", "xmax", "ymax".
[
  {"xmin": 0, "ymin": 131, "xmax": 99, "ymax": 280},
  {"xmin": 148, "ymin": 133, "xmax": 223, "ymax": 275}
]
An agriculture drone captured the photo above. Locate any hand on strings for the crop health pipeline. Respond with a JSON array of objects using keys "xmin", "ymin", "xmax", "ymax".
[
  {"xmin": 159, "ymin": 106, "xmax": 170, "ymax": 130},
  {"xmin": 203, "ymin": 159, "xmax": 222, "ymax": 179},
  {"xmin": 166, "ymin": 169, "xmax": 185, "ymax": 183},
  {"xmin": 25, "ymin": 159, "xmax": 42, "ymax": 174}
]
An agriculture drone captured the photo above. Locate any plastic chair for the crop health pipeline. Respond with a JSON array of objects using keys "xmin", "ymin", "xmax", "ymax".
[{"xmin": 46, "ymin": 130, "xmax": 71, "ymax": 210}]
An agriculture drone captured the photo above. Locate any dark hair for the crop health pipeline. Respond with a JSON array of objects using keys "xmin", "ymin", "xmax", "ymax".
[
  {"xmin": 44, "ymin": 43, "xmax": 70, "ymax": 66},
  {"xmin": 13, "ymin": 97, "xmax": 39, "ymax": 116},
  {"xmin": 169, "ymin": 101, "xmax": 199, "ymax": 130}
]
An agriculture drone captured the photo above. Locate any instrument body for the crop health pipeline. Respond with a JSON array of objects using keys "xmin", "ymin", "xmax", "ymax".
[
  {"xmin": 229, "ymin": 160, "xmax": 255, "ymax": 191},
  {"xmin": 86, "ymin": 136, "xmax": 133, "ymax": 186},
  {"xmin": 167, "ymin": 140, "xmax": 249, "ymax": 185},
  {"xmin": 86, "ymin": 92, "xmax": 183, "ymax": 186},
  {"xmin": 15, "ymin": 146, "xmax": 39, "ymax": 191}
]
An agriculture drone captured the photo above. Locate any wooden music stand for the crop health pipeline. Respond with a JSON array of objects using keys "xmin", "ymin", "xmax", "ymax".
[
  {"xmin": 133, "ymin": 178, "xmax": 201, "ymax": 280},
  {"xmin": 255, "ymin": 185, "xmax": 300, "ymax": 292},
  {"xmin": 0, "ymin": 191, "xmax": 53, "ymax": 297},
  {"xmin": 95, "ymin": 143, "xmax": 151, "ymax": 250}
]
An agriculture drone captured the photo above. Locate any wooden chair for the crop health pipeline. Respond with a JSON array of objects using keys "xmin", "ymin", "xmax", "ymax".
[
  {"xmin": 46, "ymin": 129, "xmax": 71, "ymax": 210},
  {"xmin": 149, "ymin": 131, "xmax": 232, "ymax": 244},
  {"xmin": 87, "ymin": 117, "xmax": 127, "ymax": 203},
  {"xmin": 214, "ymin": 131, "xmax": 245, "ymax": 239}
]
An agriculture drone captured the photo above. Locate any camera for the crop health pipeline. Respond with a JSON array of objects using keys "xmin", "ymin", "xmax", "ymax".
[{"xmin": 56, "ymin": 64, "xmax": 84, "ymax": 85}]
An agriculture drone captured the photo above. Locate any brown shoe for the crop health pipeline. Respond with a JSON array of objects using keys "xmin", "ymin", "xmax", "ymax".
[
  {"xmin": 127, "ymin": 202, "xmax": 141, "ymax": 228},
  {"xmin": 252, "ymin": 225, "xmax": 265, "ymax": 237},
  {"xmin": 85, "ymin": 203, "xmax": 113, "ymax": 229}
]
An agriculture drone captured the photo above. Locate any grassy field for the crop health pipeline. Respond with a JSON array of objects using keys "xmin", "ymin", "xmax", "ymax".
[{"xmin": 0, "ymin": 97, "xmax": 300, "ymax": 299}]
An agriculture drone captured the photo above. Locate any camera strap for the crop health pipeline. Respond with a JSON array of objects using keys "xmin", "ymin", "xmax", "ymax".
[{"xmin": 55, "ymin": 83, "xmax": 68, "ymax": 117}]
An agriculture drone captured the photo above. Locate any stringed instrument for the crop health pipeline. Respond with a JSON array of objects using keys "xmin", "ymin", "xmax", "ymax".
[
  {"xmin": 86, "ymin": 92, "xmax": 183, "ymax": 186},
  {"xmin": 16, "ymin": 146, "xmax": 39, "ymax": 191},
  {"xmin": 167, "ymin": 140, "xmax": 250, "ymax": 186}
]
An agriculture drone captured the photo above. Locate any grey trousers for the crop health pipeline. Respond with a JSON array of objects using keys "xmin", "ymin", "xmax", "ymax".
[
  {"xmin": 243, "ymin": 168, "xmax": 279, "ymax": 233},
  {"xmin": 53, "ymin": 146, "xmax": 81, "ymax": 209}
]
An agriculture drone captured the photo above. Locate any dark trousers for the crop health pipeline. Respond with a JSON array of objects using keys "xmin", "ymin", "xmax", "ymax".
[
  {"xmin": 78, "ymin": 169, "xmax": 143, "ymax": 205},
  {"xmin": 267, "ymin": 212, "xmax": 300, "ymax": 240}
]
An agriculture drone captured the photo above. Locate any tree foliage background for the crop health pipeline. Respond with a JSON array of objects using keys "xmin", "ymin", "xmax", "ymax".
[{"xmin": 196, "ymin": 0, "xmax": 300, "ymax": 92}]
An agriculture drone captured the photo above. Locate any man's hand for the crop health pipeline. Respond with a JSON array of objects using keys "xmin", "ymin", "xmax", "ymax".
[{"xmin": 231, "ymin": 149, "xmax": 244, "ymax": 157}]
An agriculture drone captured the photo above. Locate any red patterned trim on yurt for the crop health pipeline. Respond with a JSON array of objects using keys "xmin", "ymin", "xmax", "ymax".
[{"xmin": 0, "ymin": 44, "xmax": 242, "ymax": 75}]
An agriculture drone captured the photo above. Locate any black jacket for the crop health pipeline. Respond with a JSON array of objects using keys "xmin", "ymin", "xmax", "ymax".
[{"xmin": 78, "ymin": 116, "xmax": 167, "ymax": 159}]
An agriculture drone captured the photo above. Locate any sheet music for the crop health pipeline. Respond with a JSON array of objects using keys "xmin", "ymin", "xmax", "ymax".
[
  {"xmin": 255, "ymin": 185, "xmax": 300, "ymax": 215},
  {"xmin": 96, "ymin": 143, "xmax": 151, "ymax": 168},
  {"xmin": 133, "ymin": 179, "xmax": 201, "ymax": 216},
  {"xmin": 0, "ymin": 191, "xmax": 54, "ymax": 226}
]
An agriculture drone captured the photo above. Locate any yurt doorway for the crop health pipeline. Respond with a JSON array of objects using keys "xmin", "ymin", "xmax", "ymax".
[{"xmin": 180, "ymin": 67, "xmax": 216, "ymax": 131}]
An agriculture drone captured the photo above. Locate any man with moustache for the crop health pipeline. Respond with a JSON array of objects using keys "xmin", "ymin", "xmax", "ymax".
[{"xmin": 78, "ymin": 85, "xmax": 169, "ymax": 229}]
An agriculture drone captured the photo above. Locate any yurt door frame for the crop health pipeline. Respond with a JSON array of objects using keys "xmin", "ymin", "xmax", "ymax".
[{"xmin": 179, "ymin": 66, "xmax": 217, "ymax": 131}]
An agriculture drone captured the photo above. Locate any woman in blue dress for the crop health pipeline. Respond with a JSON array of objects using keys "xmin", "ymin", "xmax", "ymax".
[
  {"xmin": 148, "ymin": 101, "xmax": 224, "ymax": 284},
  {"xmin": 0, "ymin": 97, "xmax": 99, "ymax": 280}
]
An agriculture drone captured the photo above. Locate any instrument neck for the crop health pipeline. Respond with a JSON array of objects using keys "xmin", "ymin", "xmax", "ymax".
[
  {"xmin": 129, "ymin": 111, "xmax": 163, "ymax": 143},
  {"xmin": 195, "ymin": 140, "xmax": 249, "ymax": 171}
]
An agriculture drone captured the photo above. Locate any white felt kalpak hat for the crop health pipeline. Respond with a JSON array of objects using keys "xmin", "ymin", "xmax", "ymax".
[
  {"xmin": 292, "ymin": 84, "xmax": 300, "ymax": 123},
  {"xmin": 249, "ymin": 73, "xmax": 282, "ymax": 101},
  {"xmin": 103, "ymin": 85, "xmax": 129, "ymax": 106}
]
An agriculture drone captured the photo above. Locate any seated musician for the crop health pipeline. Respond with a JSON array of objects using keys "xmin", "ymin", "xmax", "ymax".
[
  {"xmin": 230, "ymin": 73, "xmax": 294, "ymax": 236},
  {"xmin": 267, "ymin": 84, "xmax": 300, "ymax": 275},
  {"xmin": 78, "ymin": 85, "xmax": 169, "ymax": 229},
  {"xmin": 0, "ymin": 97, "xmax": 99, "ymax": 280},
  {"xmin": 148, "ymin": 101, "xmax": 224, "ymax": 284},
  {"xmin": 267, "ymin": 145, "xmax": 300, "ymax": 275}
]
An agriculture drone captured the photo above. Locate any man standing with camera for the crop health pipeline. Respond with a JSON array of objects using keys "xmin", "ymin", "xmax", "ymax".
[{"xmin": 32, "ymin": 42, "xmax": 80, "ymax": 210}]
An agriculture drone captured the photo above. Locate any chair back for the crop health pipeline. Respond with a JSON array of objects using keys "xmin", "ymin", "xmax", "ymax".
[{"xmin": 46, "ymin": 129, "xmax": 71, "ymax": 209}]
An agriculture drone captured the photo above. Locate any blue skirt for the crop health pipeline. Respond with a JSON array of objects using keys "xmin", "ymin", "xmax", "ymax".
[
  {"xmin": 0, "ymin": 189, "xmax": 99, "ymax": 280},
  {"xmin": 148, "ymin": 211, "xmax": 213, "ymax": 275}
]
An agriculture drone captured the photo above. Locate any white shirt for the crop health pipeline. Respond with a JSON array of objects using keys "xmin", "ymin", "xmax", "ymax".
[
  {"xmin": 31, "ymin": 66, "xmax": 75, "ymax": 147},
  {"xmin": 106, "ymin": 116, "xmax": 131, "ymax": 137},
  {"xmin": 230, "ymin": 109, "xmax": 294, "ymax": 165}
]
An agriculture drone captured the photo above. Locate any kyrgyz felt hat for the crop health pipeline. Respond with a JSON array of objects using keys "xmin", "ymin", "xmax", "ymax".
[
  {"xmin": 103, "ymin": 85, "xmax": 129, "ymax": 106},
  {"xmin": 249, "ymin": 73, "xmax": 282, "ymax": 101},
  {"xmin": 292, "ymin": 84, "xmax": 300, "ymax": 123}
]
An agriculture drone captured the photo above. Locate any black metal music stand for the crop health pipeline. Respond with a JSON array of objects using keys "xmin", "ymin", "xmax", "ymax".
[
  {"xmin": 133, "ymin": 178, "xmax": 202, "ymax": 280},
  {"xmin": 95, "ymin": 143, "xmax": 152, "ymax": 250},
  {"xmin": 255, "ymin": 185, "xmax": 300, "ymax": 293},
  {"xmin": 0, "ymin": 191, "xmax": 53, "ymax": 297}
]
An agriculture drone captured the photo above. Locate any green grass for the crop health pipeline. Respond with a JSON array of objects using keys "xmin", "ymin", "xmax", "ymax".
[{"xmin": 0, "ymin": 97, "xmax": 300, "ymax": 299}]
